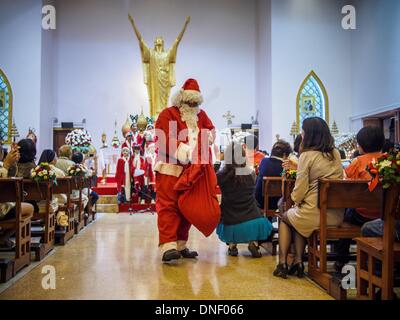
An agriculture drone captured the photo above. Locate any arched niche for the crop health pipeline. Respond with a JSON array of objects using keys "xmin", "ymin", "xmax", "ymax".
[
  {"xmin": 296, "ymin": 70, "xmax": 329, "ymax": 132},
  {"xmin": 0, "ymin": 68, "xmax": 13, "ymax": 144}
]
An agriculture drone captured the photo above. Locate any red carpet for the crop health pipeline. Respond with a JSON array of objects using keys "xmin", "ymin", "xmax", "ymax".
[{"xmin": 92, "ymin": 182, "xmax": 118, "ymax": 195}]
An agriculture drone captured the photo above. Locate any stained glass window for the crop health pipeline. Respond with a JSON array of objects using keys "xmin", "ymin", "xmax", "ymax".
[
  {"xmin": 0, "ymin": 69, "xmax": 12, "ymax": 144},
  {"xmin": 297, "ymin": 71, "xmax": 329, "ymax": 130}
]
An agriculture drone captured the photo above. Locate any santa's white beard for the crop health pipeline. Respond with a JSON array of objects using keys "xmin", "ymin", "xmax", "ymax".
[{"xmin": 179, "ymin": 104, "xmax": 199, "ymax": 129}]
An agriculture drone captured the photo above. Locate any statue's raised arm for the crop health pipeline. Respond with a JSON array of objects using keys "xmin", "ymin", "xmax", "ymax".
[
  {"xmin": 129, "ymin": 14, "xmax": 150, "ymax": 62},
  {"xmin": 170, "ymin": 16, "xmax": 190, "ymax": 62}
]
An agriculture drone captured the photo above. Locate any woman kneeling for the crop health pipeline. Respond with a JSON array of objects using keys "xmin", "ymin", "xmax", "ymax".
[{"xmin": 217, "ymin": 142, "xmax": 272, "ymax": 258}]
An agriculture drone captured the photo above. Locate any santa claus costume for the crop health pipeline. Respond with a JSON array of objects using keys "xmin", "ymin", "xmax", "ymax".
[
  {"xmin": 115, "ymin": 147, "xmax": 134, "ymax": 203},
  {"xmin": 154, "ymin": 78, "xmax": 220, "ymax": 262},
  {"xmin": 144, "ymin": 143, "xmax": 156, "ymax": 185},
  {"xmin": 132, "ymin": 144, "xmax": 146, "ymax": 191},
  {"xmin": 120, "ymin": 132, "xmax": 135, "ymax": 157}
]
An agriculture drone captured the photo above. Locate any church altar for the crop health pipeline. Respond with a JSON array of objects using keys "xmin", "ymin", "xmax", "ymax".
[{"xmin": 98, "ymin": 147, "xmax": 120, "ymax": 177}]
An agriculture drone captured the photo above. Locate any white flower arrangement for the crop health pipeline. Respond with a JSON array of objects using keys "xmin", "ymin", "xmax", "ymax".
[{"xmin": 65, "ymin": 129, "xmax": 93, "ymax": 153}]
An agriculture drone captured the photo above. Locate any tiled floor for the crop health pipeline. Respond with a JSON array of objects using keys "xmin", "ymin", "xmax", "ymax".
[{"xmin": 0, "ymin": 214, "xmax": 332, "ymax": 300}]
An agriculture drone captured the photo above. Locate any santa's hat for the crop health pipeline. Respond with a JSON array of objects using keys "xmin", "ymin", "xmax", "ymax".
[
  {"xmin": 172, "ymin": 78, "xmax": 203, "ymax": 107},
  {"xmin": 121, "ymin": 147, "xmax": 130, "ymax": 153}
]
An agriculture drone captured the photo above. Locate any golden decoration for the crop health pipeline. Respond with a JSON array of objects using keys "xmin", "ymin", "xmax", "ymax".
[
  {"xmin": 121, "ymin": 115, "xmax": 131, "ymax": 137},
  {"xmin": 129, "ymin": 14, "xmax": 190, "ymax": 118},
  {"xmin": 137, "ymin": 109, "xmax": 148, "ymax": 132}
]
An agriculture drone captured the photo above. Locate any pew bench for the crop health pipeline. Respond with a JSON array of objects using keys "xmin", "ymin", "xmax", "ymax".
[
  {"xmin": 356, "ymin": 185, "xmax": 400, "ymax": 300},
  {"xmin": 0, "ymin": 179, "xmax": 31, "ymax": 282},
  {"xmin": 71, "ymin": 177, "xmax": 85, "ymax": 234},
  {"xmin": 53, "ymin": 177, "xmax": 75, "ymax": 245},
  {"xmin": 309, "ymin": 179, "xmax": 382, "ymax": 298},
  {"xmin": 82, "ymin": 176, "xmax": 96, "ymax": 226},
  {"xmin": 262, "ymin": 177, "xmax": 283, "ymax": 255},
  {"xmin": 23, "ymin": 180, "xmax": 55, "ymax": 261}
]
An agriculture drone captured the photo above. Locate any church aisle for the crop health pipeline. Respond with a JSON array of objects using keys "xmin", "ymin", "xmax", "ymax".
[{"xmin": 0, "ymin": 214, "xmax": 332, "ymax": 300}]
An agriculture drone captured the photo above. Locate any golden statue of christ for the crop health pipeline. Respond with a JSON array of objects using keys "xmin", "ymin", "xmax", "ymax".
[{"xmin": 129, "ymin": 14, "xmax": 190, "ymax": 118}]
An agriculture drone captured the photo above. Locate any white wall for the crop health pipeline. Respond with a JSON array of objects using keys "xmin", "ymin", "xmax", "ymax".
[
  {"xmin": 0, "ymin": 0, "xmax": 43, "ymax": 150},
  {"xmin": 270, "ymin": 0, "xmax": 353, "ymax": 147},
  {"xmin": 255, "ymin": 0, "xmax": 272, "ymax": 150},
  {"xmin": 40, "ymin": 0, "xmax": 57, "ymax": 151},
  {"xmin": 53, "ymin": 0, "xmax": 258, "ymax": 151},
  {"xmin": 350, "ymin": 0, "xmax": 400, "ymax": 131}
]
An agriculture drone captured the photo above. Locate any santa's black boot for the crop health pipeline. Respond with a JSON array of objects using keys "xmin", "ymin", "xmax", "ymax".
[
  {"xmin": 179, "ymin": 248, "xmax": 198, "ymax": 259},
  {"xmin": 162, "ymin": 249, "xmax": 182, "ymax": 262}
]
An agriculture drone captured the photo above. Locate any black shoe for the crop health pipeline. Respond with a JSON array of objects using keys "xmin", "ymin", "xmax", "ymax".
[
  {"xmin": 228, "ymin": 247, "xmax": 238, "ymax": 257},
  {"xmin": 179, "ymin": 248, "xmax": 198, "ymax": 259},
  {"xmin": 248, "ymin": 242, "xmax": 262, "ymax": 258},
  {"xmin": 288, "ymin": 262, "xmax": 305, "ymax": 278},
  {"xmin": 273, "ymin": 263, "xmax": 288, "ymax": 279},
  {"xmin": 162, "ymin": 249, "xmax": 182, "ymax": 262}
]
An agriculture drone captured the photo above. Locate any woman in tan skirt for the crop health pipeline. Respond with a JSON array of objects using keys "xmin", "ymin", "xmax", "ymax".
[{"xmin": 273, "ymin": 117, "xmax": 344, "ymax": 279}]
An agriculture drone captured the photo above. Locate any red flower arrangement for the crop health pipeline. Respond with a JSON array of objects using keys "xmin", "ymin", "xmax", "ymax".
[{"xmin": 367, "ymin": 146, "xmax": 400, "ymax": 191}]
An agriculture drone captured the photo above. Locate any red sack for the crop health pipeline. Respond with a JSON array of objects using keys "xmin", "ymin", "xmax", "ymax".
[{"xmin": 174, "ymin": 164, "xmax": 221, "ymax": 237}]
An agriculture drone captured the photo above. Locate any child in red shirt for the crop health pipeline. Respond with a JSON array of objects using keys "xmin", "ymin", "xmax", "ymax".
[{"xmin": 336, "ymin": 126, "xmax": 385, "ymax": 270}]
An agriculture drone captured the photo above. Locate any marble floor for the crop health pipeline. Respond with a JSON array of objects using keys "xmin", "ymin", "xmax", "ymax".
[{"xmin": 0, "ymin": 214, "xmax": 332, "ymax": 300}]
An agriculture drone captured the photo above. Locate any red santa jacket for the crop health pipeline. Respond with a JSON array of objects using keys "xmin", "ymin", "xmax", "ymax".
[
  {"xmin": 144, "ymin": 155, "xmax": 156, "ymax": 184},
  {"xmin": 132, "ymin": 154, "xmax": 146, "ymax": 187},
  {"xmin": 155, "ymin": 106, "xmax": 215, "ymax": 167},
  {"xmin": 155, "ymin": 106, "xmax": 220, "ymax": 237},
  {"xmin": 115, "ymin": 157, "xmax": 134, "ymax": 193}
]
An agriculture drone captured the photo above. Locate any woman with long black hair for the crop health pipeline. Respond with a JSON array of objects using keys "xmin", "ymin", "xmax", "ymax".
[{"xmin": 273, "ymin": 117, "xmax": 344, "ymax": 279}]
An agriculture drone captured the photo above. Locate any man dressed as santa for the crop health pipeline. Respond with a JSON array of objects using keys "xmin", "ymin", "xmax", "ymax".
[{"xmin": 154, "ymin": 78, "xmax": 220, "ymax": 263}]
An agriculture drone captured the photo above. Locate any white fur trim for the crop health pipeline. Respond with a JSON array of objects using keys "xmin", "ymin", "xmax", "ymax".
[
  {"xmin": 160, "ymin": 242, "xmax": 177, "ymax": 254},
  {"xmin": 175, "ymin": 142, "xmax": 192, "ymax": 164},
  {"xmin": 172, "ymin": 89, "xmax": 203, "ymax": 106},
  {"xmin": 177, "ymin": 240, "xmax": 187, "ymax": 251}
]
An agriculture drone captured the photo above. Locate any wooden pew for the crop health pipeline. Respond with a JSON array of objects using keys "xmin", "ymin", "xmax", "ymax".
[
  {"xmin": 53, "ymin": 177, "xmax": 75, "ymax": 245},
  {"xmin": 91, "ymin": 175, "xmax": 97, "ymax": 222},
  {"xmin": 263, "ymin": 177, "xmax": 283, "ymax": 217},
  {"xmin": 356, "ymin": 185, "xmax": 400, "ymax": 300},
  {"xmin": 82, "ymin": 176, "xmax": 97, "ymax": 226},
  {"xmin": 0, "ymin": 178, "xmax": 31, "ymax": 282},
  {"xmin": 262, "ymin": 177, "xmax": 284, "ymax": 256},
  {"xmin": 71, "ymin": 176, "xmax": 85, "ymax": 234},
  {"xmin": 22, "ymin": 180, "xmax": 55, "ymax": 261},
  {"xmin": 309, "ymin": 179, "xmax": 382, "ymax": 296},
  {"xmin": 282, "ymin": 178, "xmax": 296, "ymax": 211}
]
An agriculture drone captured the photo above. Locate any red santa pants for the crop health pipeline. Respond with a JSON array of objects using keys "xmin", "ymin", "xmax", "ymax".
[{"xmin": 156, "ymin": 173, "xmax": 191, "ymax": 247}]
